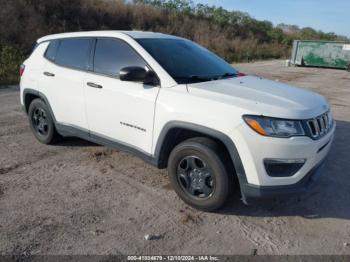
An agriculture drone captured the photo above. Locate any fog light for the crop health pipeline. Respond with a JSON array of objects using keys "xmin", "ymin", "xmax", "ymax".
[{"xmin": 264, "ymin": 159, "xmax": 306, "ymax": 177}]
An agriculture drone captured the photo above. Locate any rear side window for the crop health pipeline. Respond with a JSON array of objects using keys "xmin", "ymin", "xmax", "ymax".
[
  {"xmin": 44, "ymin": 40, "xmax": 59, "ymax": 61},
  {"xmin": 93, "ymin": 38, "xmax": 146, "ymax": 77},
  {"xmin": 54, "ymin": 38, "xmax": 93, "ymax": 70}
]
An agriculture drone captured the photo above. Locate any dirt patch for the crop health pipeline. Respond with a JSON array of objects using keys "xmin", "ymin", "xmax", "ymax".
[
  {"xmin": 179, "ymin": 209, "xmax": 203, "ymax": 225},
  {"xmin": 0, "ymin": 184, "xmax": 5, "ymax": 197},
  {"xmin": 88, "ymin": 149, "xmax": 115, "ymax": 162}
]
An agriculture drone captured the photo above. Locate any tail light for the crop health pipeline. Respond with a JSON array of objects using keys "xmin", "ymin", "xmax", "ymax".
[
  {"xmin": 237, "ymin": 72, "xmax": 246, "ymax": 77},
  {"xmin": 19, "ymin": 64, "xmax": 25, "ymax": 77}
]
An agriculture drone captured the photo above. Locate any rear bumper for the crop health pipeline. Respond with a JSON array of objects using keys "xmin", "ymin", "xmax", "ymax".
[{"xmin": 240, "ymin": 158, "xmax": 326, "ymax": 202}]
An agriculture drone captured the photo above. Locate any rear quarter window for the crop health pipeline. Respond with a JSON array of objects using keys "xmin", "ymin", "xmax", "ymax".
[
  {"xmin": 44, "ymin": 40, "xmax": 60, "ymax": 61},
  {"xmin": 54, "ymin": 38, "xmax": 93, "ymax": 70}
]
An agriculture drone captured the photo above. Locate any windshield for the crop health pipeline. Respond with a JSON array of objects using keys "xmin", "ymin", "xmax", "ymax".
[{"xmin": 136, "ymin": 38, "xmax": 238, "ymax": 84}]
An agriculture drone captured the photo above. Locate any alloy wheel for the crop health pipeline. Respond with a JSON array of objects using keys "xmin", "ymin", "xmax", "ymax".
[
  {"xmin": 32, "ymin": 107, "xmax": 49, "ymax": 137},
  {"xmin": 176, "ymin": 156, "xmax": 215, "ymax": 199}
]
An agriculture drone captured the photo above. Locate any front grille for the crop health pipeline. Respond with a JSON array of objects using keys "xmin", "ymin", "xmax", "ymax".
[{"xmin": 306, "ymin": 112, "xmax": 333, "ymax": 139}]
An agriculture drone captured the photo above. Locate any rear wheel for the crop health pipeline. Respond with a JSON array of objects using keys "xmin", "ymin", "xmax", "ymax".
[
  {"xmin": 28, "ymin": 98, "xmax": 60, "ymax": 144},
  {"xmin": 347, "ymin": 64, "xmax": 350, "ymax": 72},
  {"xmin": 167, "ymin": 137, "xmax": 232, "ymax": 211}
]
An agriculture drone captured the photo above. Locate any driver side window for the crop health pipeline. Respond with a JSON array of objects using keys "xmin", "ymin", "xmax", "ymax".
[{"xmin": 93, "ymin": 38, "xmax": 146, "ymax": 77}]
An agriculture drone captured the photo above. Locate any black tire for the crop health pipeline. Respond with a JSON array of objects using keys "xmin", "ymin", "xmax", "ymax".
[
  {"xmin": 347, "ymin": 64, "xmax": 350, "ymax": 72},
  {"xmin": 28, "ymin": 98, "xmax": 60, "ymax": 144},
  {"xmin": 167, "ymin": 137, "xmax": 232, "ymax": 211}
]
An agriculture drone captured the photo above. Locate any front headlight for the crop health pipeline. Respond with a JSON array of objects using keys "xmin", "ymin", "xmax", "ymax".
[{"xmin": 243, "ymin": 115, "xmax": 305, "ymax": 138}]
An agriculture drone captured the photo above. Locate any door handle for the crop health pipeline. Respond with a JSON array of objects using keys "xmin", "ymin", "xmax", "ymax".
[
  {"xmin": 44, "ymin": 72, "xmax": 55, "ymax": 77},
  {"xmin": 87, "ymin": 82, "xmax": 103, "ymax": 89}
]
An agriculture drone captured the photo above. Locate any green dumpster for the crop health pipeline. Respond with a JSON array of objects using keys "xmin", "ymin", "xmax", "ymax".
[{"xmin": 290, "ymin": 40, "xmax": 350, "ymax": 71}]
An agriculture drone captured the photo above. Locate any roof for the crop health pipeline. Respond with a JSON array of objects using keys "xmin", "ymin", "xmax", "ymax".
[{"xmin": 37, "ymin": 30, "xmax": 180, "ymax": 43}]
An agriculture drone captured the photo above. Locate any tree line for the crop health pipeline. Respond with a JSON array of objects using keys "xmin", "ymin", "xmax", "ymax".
[{"xmin": 0, "ymin": 0, "xmax": 347, "ymax": 85}]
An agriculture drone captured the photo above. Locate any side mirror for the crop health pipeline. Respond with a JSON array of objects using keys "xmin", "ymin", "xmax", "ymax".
[
  {"xmin": 119, "ymin": 66, "xmax": 159, "ymax": 86},
  {"xmin": 143, "ymin": 70, "xmax": 160, "ymax": 86}
]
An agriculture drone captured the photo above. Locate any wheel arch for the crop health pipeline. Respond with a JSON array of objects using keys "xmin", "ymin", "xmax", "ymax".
[
  {"xmin": 154, "ymin": 121, "xmax": 248, "ymax": 186},
  {"xmin": 23, "ymin": 89, "xmax": 56, "ymax": 119}
]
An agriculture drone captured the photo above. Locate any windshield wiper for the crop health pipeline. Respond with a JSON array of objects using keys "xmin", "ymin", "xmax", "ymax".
[
  {"xmin": 174, "ymin": 73, "xmax": 238, "ymax": 84},
  {"xmin": 219, "ymin": 72, "xmax": 237, "ymax": 79},
  {"xmin": 174, "ymin": 75, "xmax": 214, "ymax": 84}
]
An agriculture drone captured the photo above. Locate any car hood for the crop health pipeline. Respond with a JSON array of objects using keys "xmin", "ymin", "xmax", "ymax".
[{"xmin": 187, "ymin": 76, "xmax": 329, "ymax": 119}]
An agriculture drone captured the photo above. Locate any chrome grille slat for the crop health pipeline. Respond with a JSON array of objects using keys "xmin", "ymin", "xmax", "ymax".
[
  {"xmin": 313, "ymin": 119, "xmax": 320, "ymax": 136},
  {"xmin": 319, "ymin": 117, "xmax": 325, "ymax": 134},
  {"xmin": 322, "ymin": 115, "xmax": 327, "ymax": 132},
  {"xmin": 325, "ymin": 114, "xmax": 329, "ymax": 129},
  {"xmin": 306, "ymin": 112, "xmax": 332, "ymax": 139}
]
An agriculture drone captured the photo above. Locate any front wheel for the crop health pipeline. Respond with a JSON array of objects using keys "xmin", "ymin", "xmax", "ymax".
[
  {"xmin": 347, "ymin": 64, "xmax": 350, "ymax": 72},
  {"xmin": 167, "ymin": 137, "xmax": 232, "ymax": 211}
]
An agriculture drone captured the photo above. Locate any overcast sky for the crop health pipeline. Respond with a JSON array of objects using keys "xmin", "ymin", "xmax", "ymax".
[{"xmin": 193, "ymin": 0, "xmax": 350, "ymax": 37}]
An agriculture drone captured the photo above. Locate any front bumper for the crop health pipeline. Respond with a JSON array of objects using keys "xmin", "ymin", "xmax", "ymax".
[
  {"xmin": 229, "ymin": 120, "xmax": 335, "ymax": 203},
  {"xmin": 240, "ymin": 158, "xmax": 326, "ymax": 201}
]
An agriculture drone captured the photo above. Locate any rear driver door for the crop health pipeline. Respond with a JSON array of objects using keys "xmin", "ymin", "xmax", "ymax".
[{"xmin": 42, "ymin": 38, "xmax": 93, "ymax": 131}]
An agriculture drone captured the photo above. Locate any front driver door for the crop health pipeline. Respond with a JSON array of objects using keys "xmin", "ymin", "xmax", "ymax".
[{"xmin": 84, "ymin": 38, "xmax": 160, "ymax": 155}]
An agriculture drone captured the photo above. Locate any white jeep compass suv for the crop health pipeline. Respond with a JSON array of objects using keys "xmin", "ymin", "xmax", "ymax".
[{"xmin": 20, "ymin": 31, "xmax": 335, "ymax": 211}]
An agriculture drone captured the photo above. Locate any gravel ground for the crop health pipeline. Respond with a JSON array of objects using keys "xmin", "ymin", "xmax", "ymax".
[{"xmin": 0, "ymin": 60, "xmax": 350, "ymax": 255}]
